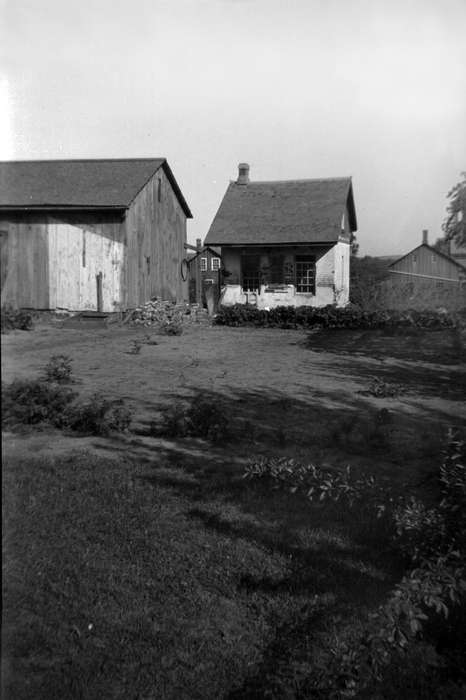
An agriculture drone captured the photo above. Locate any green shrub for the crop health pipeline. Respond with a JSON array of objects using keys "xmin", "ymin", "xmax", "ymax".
[
  {"xmin": 42, "ymin": 354, "xmax": 74, "ymax": 383},
  {"xmin": 2, "ymin": 380, "xmax": 131, "ymax": 436},
  {"xmin": 1, "ymin": 305, "xmax": 34, "ymax": 332},
  {"xmin": 2, "ymin": 379, "xmax": 76, "ymax": 428},
  {"xmin": 215, "ymin": 304, "xmax": 458, "ymax": 331},
  {"xmin": 359, "ymin": 377, "xmax": 403, "ymax": 398},
  {"xmin": 159, "ymin": 398, "xmax": 229, "ymax": 442},
  {"xmin": 62, "ymin": 394, "xmax": 131, "ymax": 436}
]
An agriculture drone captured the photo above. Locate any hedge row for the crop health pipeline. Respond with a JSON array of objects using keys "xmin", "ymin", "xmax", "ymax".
[{"xmin": 214, "ymin": 304, "xmax": 458, "ymax": 330}]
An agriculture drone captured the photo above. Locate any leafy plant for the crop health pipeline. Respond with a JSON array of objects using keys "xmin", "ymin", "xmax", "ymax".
[
  {"xmin": 359, "ymin": 377, "xmax": 403, "ymax": 398},
  {"xmin": 243, "ymin": 431, "xmax": 466, "ymax": 698},
  {"xmin": 2, "ymin": 379, "xmax": 76, "ymax": 428},
  {"xmin": 42, "ymin": 354, "xmax": 74, "ymax": 383},
  {"xmin": 159, "ymin": 398, "xmax": 229, "ymax": 442},
  {"xmin": 62, "ymin": 394, "xmax": 131, "ymax": 436},
  {"xmin": 1, "ymin": 305, "xmax": 34, "ymax": 332},
  {"xmin": 215, "ymin": 304, "xmax": 458, "ymax": 331}
]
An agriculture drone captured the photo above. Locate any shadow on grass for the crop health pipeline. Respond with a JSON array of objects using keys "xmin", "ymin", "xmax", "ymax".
[{"xmin": 303, "ymin": 327, "xmax": 466, "ymax": 366}]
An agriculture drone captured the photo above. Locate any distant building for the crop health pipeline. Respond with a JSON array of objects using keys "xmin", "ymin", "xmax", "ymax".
[
  {"xmin": 187, "ymin": 239, "xmax": 222, "ymax": 306},
  {"xmin": 0, "ymin": 159, "xmax": 192, "ymax": 311},
  {"xmin": 204, "ymin": 163, "xmax": 357, "ymax": 309},
  {"xmin": 389, "ymin": 230, "xmax": 466, "ymax": 285}
]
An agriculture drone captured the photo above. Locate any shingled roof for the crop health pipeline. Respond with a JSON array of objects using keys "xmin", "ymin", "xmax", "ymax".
[
  {"xmin": 204, "ymin": 176, "xmax": 357, "ymax": 246},
  {"xmin": 0, "ymin": 158, "xmax": 192, "ymax": 217}
]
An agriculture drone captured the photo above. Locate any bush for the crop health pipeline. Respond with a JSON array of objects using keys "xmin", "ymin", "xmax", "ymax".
[
  {"xmin": 2, "ymin": 379, "xmax": 76, "ymax": 428},
  {"xmin": 2, "ymin": 380, "xmax": 131, "ymax": 436},
  {"xmin": 215, "ymin": 304, "xmax": 458, "ymax": 331},
  {"xmin": 42, "ymin": 354, "xmax": 74, "ymax": 383},
  {"xmin": 1, "ymin": 305, "xmax": 34, "ymax": 332},
  {"xmin": 159, "ymin": 398, "xmax": 229, "ymax": 442},
  {"xmin": 62, "ymin": 394, "xmax": 132, "ymax": 436}
]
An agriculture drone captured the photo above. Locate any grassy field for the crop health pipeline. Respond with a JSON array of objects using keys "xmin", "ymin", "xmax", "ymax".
[{"xmin": 2, "ymin": 320, "xmax": 465, "ymax": 698}]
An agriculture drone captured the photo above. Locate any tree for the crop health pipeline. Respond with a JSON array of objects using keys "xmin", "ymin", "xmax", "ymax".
[
  {"xmin": 350, "ymin": 232, "xmax": 359, "ymax": 257},
  {"xmin": 442, "ymin": 172, "xmax": 466, "ymax": 247}
]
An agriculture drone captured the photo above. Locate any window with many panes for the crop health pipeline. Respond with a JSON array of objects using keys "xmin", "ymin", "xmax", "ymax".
[
  {"xmin": 295, "ymin": 256, "xmax": 316, "ymax": 293},
  {"xmin": 211, "ymin": 257, "xmax": 221, "ymax": 271},
  {"xmin": 200, "ymin": 257, "xmax": 207, "ymax": 271}
]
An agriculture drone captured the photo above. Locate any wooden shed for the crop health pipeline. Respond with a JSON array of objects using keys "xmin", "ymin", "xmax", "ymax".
[
  {"xmin": 0, "ymin": 159, "xmax": 192, "ymax": 312},
  {"xmin": 389, "ymin": 230, "xmax": 466, "ymax": 284}
]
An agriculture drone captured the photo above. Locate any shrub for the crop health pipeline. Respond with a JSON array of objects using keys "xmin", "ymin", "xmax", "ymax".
[
  {"xmin": 159, "ymin": 398, "xmax": 229, "ymax": 442},
  {"xmin": 2, "ymin": 379, "xmax": 76, "ymax": 428},
  {"xmin": 1, "ymin": 305, "xmax": 34, "ymax": 332},
  {"xmin": 62, "ymin": 394, "xmax": 132, "ymax": 436},
  {"xmin": 215, "ymin": 304, "xmax": 458, "ymax": 331},
  {"xmin": 42, "ymin": 354, "xmax": 74, "ymax": 383},
  {"xmin": 359, "ymin": 377, "xmax": 403, "ymax": 398}
]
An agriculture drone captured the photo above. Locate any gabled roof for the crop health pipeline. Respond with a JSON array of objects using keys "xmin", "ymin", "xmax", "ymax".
[
  {"xmin": 0, "ymin": 158, "xmax": 192, "ymax": 217},
  {"xmin": 204, "ymin": 176, "xmax": 357, "ymax": 246},
  {"xmin": 389, "ymin": 243, "xmax": 466, "ymax": 271}
]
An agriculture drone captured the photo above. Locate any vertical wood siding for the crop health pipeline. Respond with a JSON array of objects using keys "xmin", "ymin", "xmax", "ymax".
[
  {"xmin": 390, "ymin": 245, "xmax": 463, "ymax": 281},
  {"xmin": 48, "ymin": 216, "xmax": 126, "ymax": 311},
  {"xmin": 125, "ymin": 168, "xmax": 188, "ymax": 307},
  {"xmin": 0, "ymin": 217, "xmax": 49, "ymax": 307}
]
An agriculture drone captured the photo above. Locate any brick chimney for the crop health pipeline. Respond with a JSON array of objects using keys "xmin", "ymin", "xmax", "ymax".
[
  {"xmin": 237, "ymin": 163, "xmax": 250, "ymax": 185},
  {"xmin": 422, "ymin": 229, "xmax": 428, "ymax": 245}
]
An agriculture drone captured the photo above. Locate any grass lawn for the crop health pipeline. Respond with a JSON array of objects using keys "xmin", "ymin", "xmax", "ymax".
[{"xmin": 2, "ymin": 321, "xmax": 465, "ymax": 698}]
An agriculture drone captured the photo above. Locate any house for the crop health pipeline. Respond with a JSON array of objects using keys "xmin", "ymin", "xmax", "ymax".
[
  {"xmin": 0, "ymin": 158, "xmax": 192, "ymax": 312},
  {"xmin": 186, "ymin": 238, "xmax": 222, "ymax": 305},
  {"xmin": 388, "ymin": 230, "xmax": 466, "ymax": 285},
  {"xmin": 204, "ymin": 163, "xmax": 357, "ymax": 309}
]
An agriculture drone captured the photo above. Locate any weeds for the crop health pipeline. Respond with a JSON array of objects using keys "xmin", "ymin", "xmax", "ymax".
[
  {"xmin": 1, "ymin": 305, "xmax": 34, "ymax": 332},
  {"xmin": 63, "ymin": 394, "xmax": 131, "ymax": 436},
  {"xmin": 158, "ymin": 319, "xmax": 183, "ymax": 335},
  {"xmin": 359, "ymin": 377, "xmax": 404, "ymax": 398},
  {"xmin": 243, "ymin": 431, "xmax": 466, "ymax": 697},
  {"xmin": 2, "ymin": 379, "xmax": 76, "ymax": 429},
  {"xmin": 158, "ymin": 398, "xmax": 229, "ymax": 442},
  {"xmin": 42, "ymin": 354, "xmax": 74, "ymax": 383}
]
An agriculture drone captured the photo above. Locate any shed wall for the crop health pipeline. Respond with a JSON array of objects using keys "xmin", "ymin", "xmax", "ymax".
[
  {"xmin": 125, "ymin": 168, "xmax": 188, "ymax": 306},
  {"xmin": 390, "ymin": 245, "xmax": 463, "ymax": 282},
  {"xmin": 0, "ymin": 216, "xmax": 49, "ymax": 307}
]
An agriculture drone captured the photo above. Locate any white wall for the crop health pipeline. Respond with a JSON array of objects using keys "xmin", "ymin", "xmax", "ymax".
[{"xmin": 48, "ymin": 221, "xmax": 124, "ymax": 311}]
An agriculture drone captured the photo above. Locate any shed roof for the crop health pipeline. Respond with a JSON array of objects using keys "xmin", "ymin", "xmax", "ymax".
[
  {"xmin": 0, "ymin": 158, "xmax": 192, "ymax": 217},
  {"xmin": 389, "ymin": 243, "xmax": 466, "ymax": 271},
  {"xmin": 204, "ymin": 176, "xmax": 357, "ymax": 246}
]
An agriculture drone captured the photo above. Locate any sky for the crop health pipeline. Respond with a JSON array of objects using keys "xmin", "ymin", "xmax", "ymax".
[{"xmin": 1, "ymin": 0, "xmax": 465, "ymax": 256}]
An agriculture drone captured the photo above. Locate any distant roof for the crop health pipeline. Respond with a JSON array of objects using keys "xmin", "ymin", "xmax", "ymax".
[
  {"xmin": 204, "ymin": 177, "xmax": 357, "ymax": 246},
  {"xmin": 389, "ymin": 243, "xmax": 466, "ymax": 271},
  {"xmin": 0, "ymin": 158, "xmax": 192, "ymax": 217}
]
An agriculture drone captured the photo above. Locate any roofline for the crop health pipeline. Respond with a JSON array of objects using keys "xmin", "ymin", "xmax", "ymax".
[
  {"xmin": 0, "ymin": 157, "xmax": 193, "ymax": 218},
  {"xmin": 389, "ymin": 243, "xmax": 466, "ymax": 271},
  {"xmin": 0, "ymin": 205, "xmax": 127, "ymax": 212},
  {"xmin": 201, "ymin": 241, "xmax": 340, "ymax": 248},
  {"xmin": 229, "ymin": 175, "xmax": 352, "ymax": 185}
]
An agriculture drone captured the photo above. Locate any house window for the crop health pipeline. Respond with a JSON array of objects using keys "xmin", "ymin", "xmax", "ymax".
[
  {"xmin": 200, "ymin": 257, "xmax": 207, "ymax": 271},
  {"xmin": 295, "ymin": 256, "xmax": 316, "ymax": 293},
  {"xmin": 211, "ymin": 257, "xmax": 221, "ymax": 271},
  {"xmin": 157, "ymin": 179, "xmax": 162, "ymax": 202},
  {"xmin": 241, "ymin": 254, "xmax": 261, "ymax": 291}
]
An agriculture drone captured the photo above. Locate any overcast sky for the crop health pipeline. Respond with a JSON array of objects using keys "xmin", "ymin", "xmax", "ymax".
[{"xmin": 1, "ymin": 0, "xmax": 465, "ymax": 255}]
